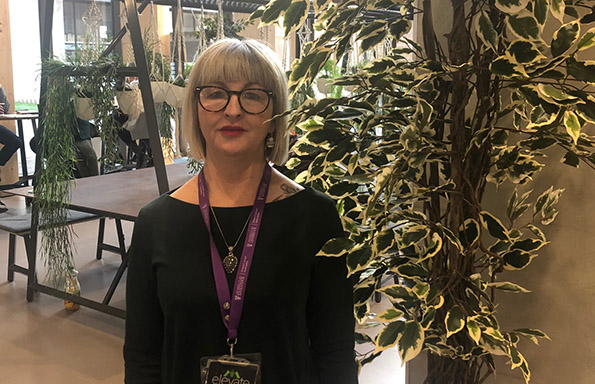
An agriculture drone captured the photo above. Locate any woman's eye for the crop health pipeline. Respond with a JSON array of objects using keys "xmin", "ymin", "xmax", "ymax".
[
  {"xmin": 242, "ymin": 91, "xmax": 264, "ymax": 101},
  {"xmin": 206, "ymin": 91, "xmax": 226, "ymax": 99}
]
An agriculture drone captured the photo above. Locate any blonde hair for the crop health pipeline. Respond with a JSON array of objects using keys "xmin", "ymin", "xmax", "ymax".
[{"xmin": 181, "ymin": 39, "xmax": 289, "ymax": 165}]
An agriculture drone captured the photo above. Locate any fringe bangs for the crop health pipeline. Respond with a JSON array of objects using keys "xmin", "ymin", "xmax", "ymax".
[{"xmin": 196, "ymin": 44, "xmax": 275, "ymax": 91}]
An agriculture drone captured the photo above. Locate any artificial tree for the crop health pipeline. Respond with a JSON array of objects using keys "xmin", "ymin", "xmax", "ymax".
[{"xmin": 254, "ymin": 0, "xmax": 595, "ymax": 382}]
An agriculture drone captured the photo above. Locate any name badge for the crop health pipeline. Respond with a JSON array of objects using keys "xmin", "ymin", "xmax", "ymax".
[{"xmin": 201, "ymin": 353, "xmax": 261, "ymax": 384}]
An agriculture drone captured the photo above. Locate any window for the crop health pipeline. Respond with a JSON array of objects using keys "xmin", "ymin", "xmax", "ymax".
[{"xmin": 63, "ymin": 0, "xmax": 114, "ymax": 57}]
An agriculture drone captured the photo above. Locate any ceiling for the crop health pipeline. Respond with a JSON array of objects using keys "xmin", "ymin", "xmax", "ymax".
[
  {"xmin": 149, "ymin": 0, "xmax": 268, "ymax": 14},
  {"xmin": 145, "ymin": 0, "xmax": 404, "ymax": 19}
]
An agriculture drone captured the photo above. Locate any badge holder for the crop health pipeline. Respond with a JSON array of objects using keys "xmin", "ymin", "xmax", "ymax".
[{"xmin": 201, "ymin": 339, "xmax": 262, "ymax": 384}]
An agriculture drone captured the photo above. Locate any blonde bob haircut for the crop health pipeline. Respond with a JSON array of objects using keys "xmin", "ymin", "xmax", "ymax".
[{"xmin": 182, "ymin": 39, "xmax": 289, "ymax": 165}]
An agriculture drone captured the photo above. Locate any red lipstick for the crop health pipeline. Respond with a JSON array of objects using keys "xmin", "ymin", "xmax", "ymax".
[{"xmin": 219, "ymin": 125, "xmax": 246, "ymax": 137}]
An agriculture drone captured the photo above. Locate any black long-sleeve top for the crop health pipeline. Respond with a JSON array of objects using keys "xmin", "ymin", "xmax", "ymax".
[{"xmin": 124, "ymin": 188, "xmax": 358, "ymax": 384}]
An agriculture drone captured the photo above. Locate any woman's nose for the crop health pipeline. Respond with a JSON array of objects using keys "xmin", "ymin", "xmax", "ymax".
[{"xmin": 224, "ymin": 94, "xmax": 243, "ymax": 117}]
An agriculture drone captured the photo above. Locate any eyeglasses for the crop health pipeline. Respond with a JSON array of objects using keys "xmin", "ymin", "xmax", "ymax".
[{"xmin": 195, "ymin": 86, "xmax": 274, "ymax": 115}]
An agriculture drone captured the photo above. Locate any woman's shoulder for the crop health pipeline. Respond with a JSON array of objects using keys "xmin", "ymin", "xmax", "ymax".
[
  {"xmin": 137, "ymin": 194, "xmax": 173, "ymax": 219},
  {"xmin": 269, "ymin": 183, "xmax": 339, "ymax": 219},
  {"xmin": 169, "ymin": 175, "xmax": 199, "ymax": 205},
  {"xmin": 268, "ymin": 168, "xmax": 304, "ymax": 203}
]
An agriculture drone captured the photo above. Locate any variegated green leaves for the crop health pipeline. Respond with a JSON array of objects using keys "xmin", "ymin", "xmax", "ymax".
[
  {"xmin": 578, "ymin": 27, "xmax": 595, "ymax": 51},
  {"xmin": 253, "ymin": 0, "xmax": 595, "ymax": 382},
  {"xmin": 374, "ymin": 319, "xmax": 424, "ymax": 365},
  {"xmin": 551, "ymin": 21, "xmax": 580, "ymax": 57},
  {"xmin": 479, "ymin": 2, "xmax": 595, "ymax": 154},
  {"xmin": 496, "ymin": 0, "xmax": 530, "ymax": 15},
  {"xmin": 445, "ymin": 305, "xmax": 466, "ymax": 338},
  {"xmin": 255, "ymin": 0, "xmax": 412, "ymax": 94},
  {"xmin": 477, "ymin": 187, "xmax": 561, "ymax": 272}
]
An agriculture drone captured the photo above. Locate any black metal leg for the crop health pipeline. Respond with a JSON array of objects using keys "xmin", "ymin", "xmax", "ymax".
[
  {"xmin": 102, "ymin": 253, "xmax": 128, "ymax": 305},
  {"xmin": 115, "ymin": 219, "xmax": 126, "ymax": 259},
  {"xmin": 23, "ymin": 234, "xmax": 37, "ymax": 302},
  {"xmin": 17, "ymin": 120, "xmax": 29, "ymax": 185},
  {"xmin": 96, "ymin": 218, "xmax": 106, "ymax": 260},
  {"xmin": 8, "ymin": 234, "xmax": 16, "ymax": 282},
  {"xmin": 102, "ymin": 218, "xmax": 128, "ymax": 305}
]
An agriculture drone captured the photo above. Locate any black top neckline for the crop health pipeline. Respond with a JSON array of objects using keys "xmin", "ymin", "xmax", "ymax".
[{"xmin": 165, "ymin": 188, "xmax": 308, "ymax": 209}]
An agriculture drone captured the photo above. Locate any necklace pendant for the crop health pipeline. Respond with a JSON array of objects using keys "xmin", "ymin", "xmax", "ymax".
[{"xmin": 223, "ymin": 250, "xmax": 238, "ymax": 274}]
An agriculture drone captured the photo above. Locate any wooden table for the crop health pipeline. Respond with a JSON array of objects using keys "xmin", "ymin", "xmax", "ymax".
[
  {"xmin": 0, "ymin": 112, "xmax": 38, "ymax": 188},
  {"xmin": 8, "ymin": 160, "xmax": 194, "ymax": 221},
  {"xmin": 5, "ymin": 161, "xmax": 194, "ymax": 318}
]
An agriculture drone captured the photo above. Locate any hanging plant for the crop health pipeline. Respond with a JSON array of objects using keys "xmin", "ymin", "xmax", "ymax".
[
  {"xmin": 39, "ymin": 52, "xmax": 122, "ymax": 285},
  {"xmin": 44, "ymin": 54, "xmax": 123, "ymax": 168},
  {"xmin": 87, "ymin": 56, "xmax": 121, "ymax": 168},
  {"xmin": 35, "ymin": 0, "xmax": 125, "ymax": 287},
  {"xmin": 144, "ymin": 29, "xmax": 175, "ymax": 156},
  {"xmin": 201, "ymin": 13, "xmax": 253, "ymax": 43},
  {"xmin": 37, "ymin": 73, "xmax": 78, "ymax": 287}
]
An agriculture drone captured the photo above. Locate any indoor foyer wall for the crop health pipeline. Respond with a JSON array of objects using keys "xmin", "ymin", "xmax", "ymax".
[{"xmin": 486, "ymin": 152, "xmax": 595, "ymax": 384}]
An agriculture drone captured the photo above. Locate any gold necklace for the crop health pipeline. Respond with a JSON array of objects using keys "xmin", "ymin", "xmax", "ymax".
[{"xmin": 210, "ymin": 206, "xmax": 251, "ymax": 274}]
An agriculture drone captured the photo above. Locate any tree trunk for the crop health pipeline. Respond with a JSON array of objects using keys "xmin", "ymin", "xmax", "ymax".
[{"xmin": 425, "ymin": 1, "xmax": 481, "ymax": 383}]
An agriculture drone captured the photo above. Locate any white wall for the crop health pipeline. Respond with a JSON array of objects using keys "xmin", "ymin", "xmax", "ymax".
[
  {"xmin": 8, "ymin": 0, "xmax": 41, "ymax": 103},
  {"xmin": 8, "ymin": 0, "xmax": 67, "ymax": 104}
]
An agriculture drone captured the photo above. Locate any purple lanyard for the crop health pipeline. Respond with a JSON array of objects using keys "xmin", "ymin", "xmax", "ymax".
[{"xmin": 198, "ymin": 164, "xmax": 271, "ymax": 342}]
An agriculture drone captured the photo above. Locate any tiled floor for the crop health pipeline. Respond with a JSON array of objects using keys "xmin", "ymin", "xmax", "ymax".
[{"xmin": 0, "ymin": 194, "xmax": 405, "ymax": 383}]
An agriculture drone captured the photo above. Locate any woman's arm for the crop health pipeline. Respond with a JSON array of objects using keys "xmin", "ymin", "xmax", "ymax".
[{"xmin": 124, "ymin": 208, "xmax": 164, "ymax": 384}]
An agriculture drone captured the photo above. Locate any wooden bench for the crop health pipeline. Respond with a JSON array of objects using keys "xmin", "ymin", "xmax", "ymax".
[
  {"xmin": 0, "ymin": 210, "xmax": 126, "ymax": 303},
  {"xmin": 0, "ymin": 209, "xmax": 99, "ymax": 283}
]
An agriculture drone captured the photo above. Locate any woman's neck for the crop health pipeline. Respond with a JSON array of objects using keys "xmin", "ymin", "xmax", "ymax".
[{"xmin": 202, "ymin": 159, "xmax": 267, "ymax": 207}]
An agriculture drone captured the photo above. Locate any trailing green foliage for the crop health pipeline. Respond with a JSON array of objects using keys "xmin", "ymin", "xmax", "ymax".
[
  {"xmin": 40, "ymin": 51, "xmax": 122, "ymax": 284},
  {"xmin": 157, "ymin": 102, "xmax": 175, "ymax": 140},
  {"xmin": 145, "ymin": 35, "xmax": 175, "ymax": 148},
  {"xmin": 37, "ymin": 76, "xmax": 78, "ymax": 287},
  {"xmin": 87, "ymin": 57, "xmax": 121, "ymax": 167},
  {"xmin": 256, "ymin": 0, "xmax": 595, "ymax": 382},
  {"xmin": 43, "ymin": 54, "xmax": 123, "ymax": 167}
]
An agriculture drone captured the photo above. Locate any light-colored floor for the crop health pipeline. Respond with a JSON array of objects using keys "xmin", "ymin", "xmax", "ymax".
[{"xmin": 0, "ymin": 194, "xmax": 405, "ymax": 383}]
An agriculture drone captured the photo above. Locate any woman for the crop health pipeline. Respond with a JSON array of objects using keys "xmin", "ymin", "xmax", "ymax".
[{"xmin": 124, "ymin": 39, "xmax": 358, "ymax": 384}]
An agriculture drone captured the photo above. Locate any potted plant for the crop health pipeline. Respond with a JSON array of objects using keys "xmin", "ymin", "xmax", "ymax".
[
  {"xmin": 116, "ymin": 77, "xmax": 144, "ymax": 119},
  {"xmin": 254, "ymin": 0, "xmax": 595, "ymax": 382}
]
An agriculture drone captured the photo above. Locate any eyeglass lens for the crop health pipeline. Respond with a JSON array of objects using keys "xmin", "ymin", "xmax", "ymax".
[{"xmin": 199, "ymin": 86, "xmax": 271, "ymax": 114}]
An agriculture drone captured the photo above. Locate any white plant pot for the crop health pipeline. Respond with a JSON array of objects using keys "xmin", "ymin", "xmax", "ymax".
[
  {"xmin": 150, "ymin": 81, "xmax": 169, "ymax": 104},
  {"xmin": 75, "ymin": 97, "xmax": 94, "ymax": 120},
  {"xmin": 116, "ymin": 87, "xmax": 144, "ymax": 119},
  {"xmin": 122, "ymin": 112, "xmax": 149, "ymax": 141},
  {"xmin": 163, "ymin": 84, "xmax": 186, "ymax": 108}
]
